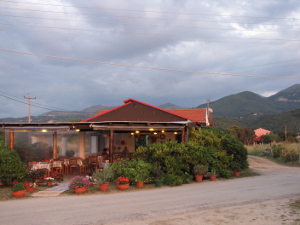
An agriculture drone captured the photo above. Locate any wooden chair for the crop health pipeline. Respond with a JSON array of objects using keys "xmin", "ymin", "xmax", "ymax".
[
  {"xmin": 52, "ymin": 160, "xmax": 63, "ymax": 174},
  {"xmin": 69, "ymin": 158, "xmax": 86, "ymax": 175},
  {"xmin": 88, "ymin": 156, "xmax": 98, "ymax": 173}
]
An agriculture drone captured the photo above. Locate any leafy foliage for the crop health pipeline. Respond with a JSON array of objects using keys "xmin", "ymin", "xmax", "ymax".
[
  {"xmin": 261, "ymin": 132, "xmax": 277, "ymax": 144},
  {"xmin": 227, "ymin": 126, "xmax": 255, "ymax": 145},
  {"xmin": 92, "ymin": 166, "xmax": 114, "ymax": 184},
  {"xmin": 11, "ymin": 182, "xmax": 26, "ymax": 192},
  {"xmin": 0, "ymin": 141, "xmax": 27, "ymax": 186}
]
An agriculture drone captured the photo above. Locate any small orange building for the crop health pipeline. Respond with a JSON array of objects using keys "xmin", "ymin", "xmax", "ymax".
[{"xmin": 253, "ymin": 128, "xmax": 271, "ymax": 144}]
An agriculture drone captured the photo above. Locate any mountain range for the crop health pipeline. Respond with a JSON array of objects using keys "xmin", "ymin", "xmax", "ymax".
[
  {"xmin": 197, "ymin": 84, "xmax": 300, "ymax": 118},
  {"xmin": 1, "ymin": 84, "xmax": 299, "ymax": 133}
]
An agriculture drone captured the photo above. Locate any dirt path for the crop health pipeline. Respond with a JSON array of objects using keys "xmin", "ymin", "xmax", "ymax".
[{"xmin": 248, "ymin": 155, "xmax": 300, "ymax": 175}]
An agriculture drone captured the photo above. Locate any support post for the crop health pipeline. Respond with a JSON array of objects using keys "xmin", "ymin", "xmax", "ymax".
[
  {"xmin": 78, "ymin": 132, "xmax": 86, "ymax": 159},
  {"xmin": 53, "ymin": 132, "xmax": 58, "ymax": 159},
  {"xmin": 9, "ymin": 131, "xmax": 14, "ymax": 149},
  {"xmin": 109, "ymin": 129, "xmax": 114, "ymax": 163},
  {"xmin": 61, "ymin": 137, "xmax": 67, "ymax": 156},
  {"xmin": 181, "ymin": 127, "xmax": 186, "ymax": 143}
]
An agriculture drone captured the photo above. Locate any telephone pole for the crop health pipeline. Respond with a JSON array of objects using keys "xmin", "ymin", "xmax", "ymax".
[{"xmin": 24, "ymin": 93, "xmax": 36, "ymax": 123}]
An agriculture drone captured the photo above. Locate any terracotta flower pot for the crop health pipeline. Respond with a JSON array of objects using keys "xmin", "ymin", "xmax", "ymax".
[
  {"xmin": 74, "ymin": 187, "xmax": 87, "ymax": 194},
  {"xmin": 234, "ymin": 171, "xmax": 241, "ymax": 177},
  {"xmin": 210, "ymin": 174, "xmax": 217, "ymax": 181},
  {"xmin": 12, "ymin": 190, "xmax": 26, "ymax": 198},
  {"xmin": 117, "ymin": 183, "xmax": 129, "ymax": 190},
  {"xmin": 99, "ymin": 183, "xmax": 109, "ymax": 192},
  {"xmin": 47, "ymin": 182, "xmax": 52, "ymax": 187},
  {"xmin": 26, "ymin": 187, "xmax": 35, "ymax": 193},
  {"xmin": 136, "ymin": 181, "xmax": 144, "ymax": 188},
  {"xmin": 195, "ymin": 175, "xmax": 203, "ymax": 183}
]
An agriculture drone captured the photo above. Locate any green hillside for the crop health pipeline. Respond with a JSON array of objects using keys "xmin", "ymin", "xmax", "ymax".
[
  {"xmin": 215, "ymin": 109, "xmax": 300, "ymax": 133},
  {"xmin": 198, "ymin": 84, "xmax": 300, "ymax": 118},
  {"xmin": 198, "ymin": 91, "xmax": 279, "ymax": 117}
]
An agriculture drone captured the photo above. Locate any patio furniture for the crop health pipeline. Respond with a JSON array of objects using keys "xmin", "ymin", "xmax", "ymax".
[
  {"xmin": 52, "ymin": 160, "xmax": 63, "ymax": 174},
  {"xmin": 88, "ymin": 156, "xmax": 98, "ymax": 173},
  {"xmin": 69, "ymin": 158, "xmax": 86, "ymax": 175}
]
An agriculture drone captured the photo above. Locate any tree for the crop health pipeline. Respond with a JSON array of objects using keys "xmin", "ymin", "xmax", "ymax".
[
  {"xmin": 0, "ymin": 133, "xmax": 27, "ymax": 186},
  {"xmin": 262, "ymin": 132, "xmax": 276, "ymax": 144},
  {"xmin": 227, "ymin": 126, "xmax": 255, "ymax": 145}
]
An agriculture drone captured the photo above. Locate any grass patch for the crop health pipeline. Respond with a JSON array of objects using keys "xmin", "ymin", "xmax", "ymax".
[
  {"xmin": 246, "ymin": 143, "xmax": 300, "ymax": 167},
  {"xmin": 0, "ymin": 185, "xmax": 52, "ymax": 201},
  {"xmin": 240, "ymin": 168, "xmax": 260, "ymax": 177},
  {"xmin": 290, "ymin": 199, "xmax": 300, "ymax": 209}
]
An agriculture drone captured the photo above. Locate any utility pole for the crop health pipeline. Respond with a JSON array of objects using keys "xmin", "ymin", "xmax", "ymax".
[
  {"xmin": 285, "ymin": 125, "xmax": 288, "ymax": 143},
  {"xmin": 24, "ymin": 93, "xmax": 36, "ymax": 123}
]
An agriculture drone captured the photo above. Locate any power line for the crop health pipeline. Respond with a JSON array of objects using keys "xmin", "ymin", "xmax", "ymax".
[
  {"xmin": 0, "ymin": 91, "xmax": 68, "ymax": 112},
  {"xmin": 1, "ymin": 48, "xmax": 299, "ymax": 79},
  {"xmin": 0, "ymin": 0, "xmax": 299, "ymax": 21},
  {"xmin": 0, "ymin": 14, "xmax": 298, "ymax": 34},
  {"xmin": 1, "ymin": 7, "xmax": 299, "ymax": 27},
  {"xmin": 1, "ymin": 22, "xmax": 299, "ymax": 42}
]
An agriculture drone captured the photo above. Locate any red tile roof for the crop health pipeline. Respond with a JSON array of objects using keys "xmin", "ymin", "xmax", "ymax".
[
  {"xmin": 83, "ymin": 98, "xmax": 209, "ymax": 124},
  {"xmin": 254, "ymin": 128, "xmax": 270, "ymax": 137},
  {"xmin": 166, "ymin": 109, "xmax": 207, "ymax": 123}
]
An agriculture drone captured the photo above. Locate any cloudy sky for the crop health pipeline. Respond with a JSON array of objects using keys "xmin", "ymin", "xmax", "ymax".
[{"xmin": 0, "ymin": 0, "xmax": 300, "ymax": 118}]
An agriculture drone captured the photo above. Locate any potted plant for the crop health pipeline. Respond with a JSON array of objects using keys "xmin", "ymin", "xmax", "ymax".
[
  {"xmin": 117, "ymin": 176, "xmax": 130, "ymax": 190},
  {"xmin": 11, "ymin": 182, "xmax": 26, "ymax": 198},
  {"xmin": 28, "ymin": 169, "xmax": 46, "ymax": 183},
  {"xmin": 44, "ymin": 177, "xmax": 54, "ymax": 186},
  {"xmin": 152, "ymin": 165, "xmax": 164, "ymax": 187},
  {"xmin": 25, "ymin": 182, "xmax": 38, "ymax": 192},
  {"xmin": 53, "ymin": 171, "xmax": 64, "ymax": 182},
  {"xmin": 92, "ymin": 166, "xmax": 113, "ymax": 191},
  {"xmin": 231, "ymin": 161, "xmax": 242, "ymax": 176},
  {"xmin": 193, "ymin": 164, "xmax": 208, "ymax": 182},
  {"xmin": 68, "ymin": 176, "xmax": 90, "ymax": 194},
  {"xmin": 209, "ymin": 168, "xmax": 217, "ymax": 181},
  {"xmin": 132, "ymin": 160, "xmax": 152, "ymax": 188}
]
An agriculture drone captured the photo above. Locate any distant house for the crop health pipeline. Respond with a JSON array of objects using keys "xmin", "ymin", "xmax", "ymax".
[{"xmin": 253, "ymin": 128, "xmax": 271, "ymax": 144}]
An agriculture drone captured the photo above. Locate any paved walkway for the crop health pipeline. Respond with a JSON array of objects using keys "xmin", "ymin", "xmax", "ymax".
[{"xmin": 31, "ymin": 183, "xmax": 70, "ymax": 197}]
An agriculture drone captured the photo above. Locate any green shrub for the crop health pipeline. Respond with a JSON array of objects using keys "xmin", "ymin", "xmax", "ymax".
[
  {"xmin": 0, "ymin": 148, "xmax": 27, "ymax": 186},
  {"xmin": 272, "ymin": 144, "xmax": 284, "ymax": 158},
  {"xmin": 163, "ymin": 174, "xmax": 183, "ymax": 187},
  {"xmin": 280, "ymin": 149, "xmax": 299, "ymax": 162},
  {"xmin": 92, "ymin": 166, "xmax": 114, "ymax": 184},
  {"xmin": 110, "ymin": 159, "xmax": 136, "ymax": 182},
  {"xmin": 218, "ymin": 169, "xmax": 231, "ymax": 179},
  {"xmin": 11, "ymin": 182, "xmax": 26, "ymax": 192}
]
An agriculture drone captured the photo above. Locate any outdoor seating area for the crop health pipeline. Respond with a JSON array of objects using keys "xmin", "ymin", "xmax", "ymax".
[{"xmin": 27, "ymin": 156, "xmax": 113, "ymax": 178}]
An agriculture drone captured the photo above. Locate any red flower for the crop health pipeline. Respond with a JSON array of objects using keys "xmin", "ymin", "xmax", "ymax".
[
  {"xmin": 12, "ymin": 181, "xmax": 18, "ymax": 184},
  {"xmin": 117, "ymin": 176, "xmax": 129, "ymax": 184}
]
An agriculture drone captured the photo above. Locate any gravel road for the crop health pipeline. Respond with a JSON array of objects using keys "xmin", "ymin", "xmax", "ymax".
[{"xmin": 1, "ymin": 156, "xmax": 300, "ymax": 225}]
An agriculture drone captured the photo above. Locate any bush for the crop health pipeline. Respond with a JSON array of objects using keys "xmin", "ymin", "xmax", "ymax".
[
  {"xmin": 272, "ymin": 144, "xmax": 284, "ymax": 158},
  {"xmin": 280, "ymin": 149, "xmax": 299, "ymax": 162},
  {"xmin": 110, "ymin": 159, "xmax": 136, "ymax": 182},
  {"xmin": 0, "ymin": 148, "xmax": 27, "ymax": 186},
  {"xmin": 218, "ymin": 169, "xmax": 231, "ymax": 179},
  {"xmin": 163, "ymin": 174, "xmax": 183, "ymax": 187},
  {"xmin": 92, "ymin": 166, "xmax": 113, "ymax": 184},
  {"xmin": 11, "ymin": 182, "xmax": 26, "ymax": 192}
]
